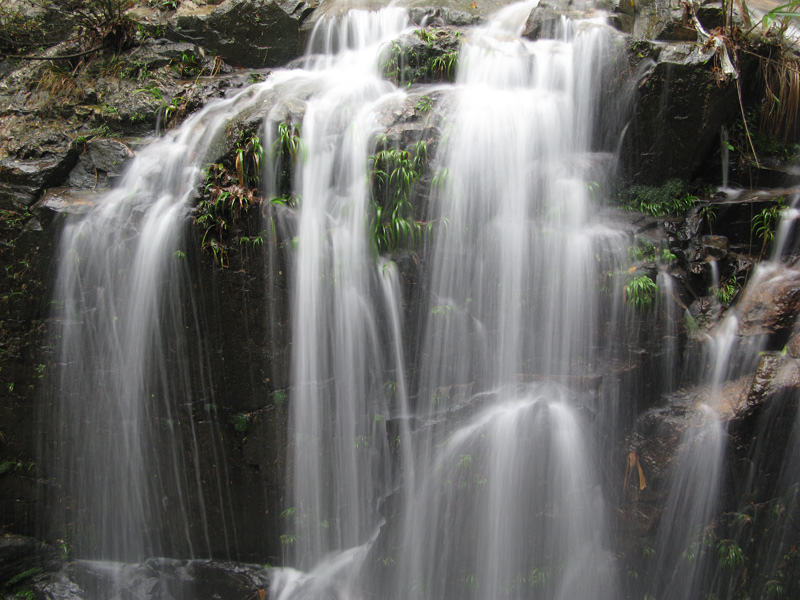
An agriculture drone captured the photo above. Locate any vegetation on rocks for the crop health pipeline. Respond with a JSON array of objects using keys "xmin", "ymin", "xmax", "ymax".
[
  {"xmin": 196, "ymin": 147, "xmax": 265, "ymax": 268},
  {"xmin": 380, "ymin": 26, "xmax": 462, "ymax": 85}
]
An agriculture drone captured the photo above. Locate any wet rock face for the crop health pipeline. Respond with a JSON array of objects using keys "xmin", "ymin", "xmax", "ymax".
[
  {"xmin": 171, "ymin": 0, "xmax": 317, "ymax": 68},
  {"xmin": 737, "ymin": 266, "xmax": 800, "ymax": 340},
  {"xmin": 627, "ymin": 401, "xmax": 695, "ymax": 497},
  {"xmin": 623, "ymin": 41, "xmax": 741, "ymax": 185},
  {"xmin": 523, "ymin": 0, "xmax": 604, "ymax": 39},
  {"xmin": 622, "ymin": 352, "xmax": 800, "ymax": 526}
]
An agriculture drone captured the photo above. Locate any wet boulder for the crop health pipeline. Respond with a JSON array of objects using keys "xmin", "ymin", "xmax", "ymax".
[
  {"xmin": 701, "ymin": 234, "xmax": 729, "ymax": 259},
  {"xmin": 127, "ymin": 39, "xmax": 206, "ymax": 72},
  {"xmin": 0, "ymin": 115, "xmax": 79, "ymax": 206},
  {"xmin": 404, "ymin": 0, "xmax": 524, "ymax": 28},
  {"xmin": 409, "ymin": 7, "xmax": 481, "ymax": 27},
  {"xmin": 68, "ymin": 139, "xmax": 135, "ymax": 189},
  {"xmin": 0, "ymin": 152, "xmax": 77, "ymax": 210}
]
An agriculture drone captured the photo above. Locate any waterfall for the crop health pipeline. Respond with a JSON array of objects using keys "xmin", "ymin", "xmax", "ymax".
[{"xmin": 43, "ymin": 1, "xmax": 722, "ymax": 598}]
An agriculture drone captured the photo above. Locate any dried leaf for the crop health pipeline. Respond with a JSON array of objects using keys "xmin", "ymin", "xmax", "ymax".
[
  {"xmin": 637, "ymin": 458, "xmax": 647, "ymax": 490},
  {"xmin": 623, "ymin": 452, "xmax": 635, "ymax": 491},
  {"xmin": 623, "ymin": 452, "xmax": 647, "ymax": 492},
  {"xmin": 235, "ymin": 152, "xmax": 245, "ymax": 186}
]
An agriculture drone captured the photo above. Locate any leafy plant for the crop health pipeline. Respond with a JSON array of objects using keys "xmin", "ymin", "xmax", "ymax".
[
  {"xmin": 752, "ymin": 197, "xmax": 786, "ymax": 257},
  {"xmin": 63, "ymin": 0, "xmax": 137, "ymax": 53},
  {"xmin": 431, "ymin": 50, "xmax": 458, "ymax": 80},
  {"xmin": 239, "ymin": 233, "xmax": 265, "ymax": 248},
  {"xmin": 369, "ymin": 138, "xmax": 437, "ymax": 253},
  {"xmin": 431, "ymin": 304, "xmax": 452, "ymax": 317},
  {"xmin": 272, "ymin": 390, "xmax": 288, "ymax": 406},
  {"xmin": 173, "ymin": 51, "xmax": 202, "ymax": 78},
  {"xmin": 416, "ymin": 95, "xmax": 434, "ymax": 113},
  {"xmin": 136, "ymin": 85, "xmax": 186, "ymax": 130},
  {"xmin": 414, "ymin": 28, "xmax": 437, "ymax": 46},
  {"xmin": 270, "ymin": 193, "xmax": 300, "ymax": 209},
  {"xmin": 626, "ymin": 240, "xmax": 675, "ymax": 266},
  {"xmin": 377, "ymin": 556, "xmax": 395, "ymax": 567},
  {"xmin": 0, "ymin": 5, "xmax": 47, "ymax": 54},
  {"xmin": 759, "ymin": 0, "xmax": 800, "ymax": 40},
  {"xmin": 195, "ymin": 160, "xmax": 261, "ymax": 267},
  {"xmin": 381, "ymin": 31, "xmax": 460, "ymax": 85},
  {"xmin": 620, "ymin": 180, "xmax": 697, "ymax": 217},
  {"xmin": 624, "ymin": 273, "xmax": 659, "ymax": 310},
  {"xmin": 380, "ymin": 41, "xmax": 404, "ymax": 83},
  {"xmin": 700, "ymin": 204, "xmax": 717, "ymax": 234},
  {"xmin": 235, "ymin": 133, "xmax": 265, "ymax": 186},
  {"xmin": 712, "ymin": 276, "xmax": 739, "ymax": 304},
  {"xmin": 272, "ymin": 122, "xmax": 304, "ymax": 163},
  {"xmin": 431, "ymin": 167, "xmax": 449, "ymax": 188},
  {"xmin": 716, "ymin": 539, "xmax": 745, "ymax": 569},
  {"xmin": 271, "ymin": 122, "xmax": 305, "ymax": 196},
  {"xmin": 149, "ymin": 0, "xmax": 180, "ymax": 11},
  {"xmin": 661, "ymin": 247, "xmax": 677, "ymax": 264},
  {"xmin": 7, "ymin": 568, "xmax": 43, "ymax": 587},
  {"xmin": 232, "ymin": 412, "xmax": 251, "ymax": 433}
]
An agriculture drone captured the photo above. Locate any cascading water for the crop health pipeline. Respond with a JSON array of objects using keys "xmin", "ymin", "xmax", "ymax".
[
  {"xmin": 635, "ymin": 188, "xmax": 800, "ymax": 598},
  {"xmin": 49, "ymin": 102, "xmax": 240, "ymax": 562},
  {"xmin": 46, "ymin": 75, "xmax": 319, "ymax": 565},
  {"xmin": 46, "ymin": 1, "xmax": 790, "ymax": 598},
  {"xmin": 646, "ymin": 404, "xmax": 725, "ymax": 600},
  {"xmin": 383, "ymin": 7, "xmax": 629, "ymax": 599}
]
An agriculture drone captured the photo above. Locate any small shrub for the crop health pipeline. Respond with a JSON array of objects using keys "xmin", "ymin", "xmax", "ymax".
[
  {"xmin": 619, "ymin": 179, "xmax": 697, "ymax": 217},
  {"xmin": 0, "ymin": 5, "xmax": 46, "ymax": 54},
  {"xmin": 231, "ymin": 413, "xmax": 251, "ymax": 433},
  {"xmin": 711, "ymin": 276, "xmax": 739, "ymax": 304},
  {"xmin": 61, "ymin": 0, "xmax": 137, "ymax": 53},
  {"xmin": 625, "ymin": 273, "xmax": 659, "ymax": 310},
  {"xmin": 752, "ymin": 196, "xmax": 786, "ymax": 258}
]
